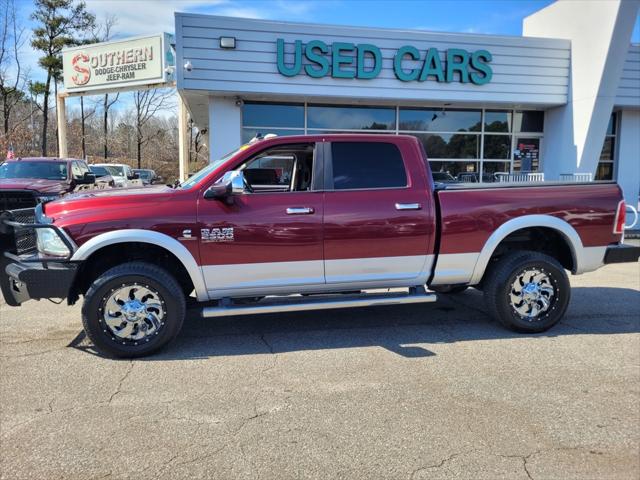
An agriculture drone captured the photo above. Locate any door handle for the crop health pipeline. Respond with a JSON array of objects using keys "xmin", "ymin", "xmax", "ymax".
[
  {"xmin": 286, "ymin": 207, "xmax": 314, "ymax": 215},
  {"xmin": 395, "ymin": 203, "xmax": 421, "ymax": 210}
]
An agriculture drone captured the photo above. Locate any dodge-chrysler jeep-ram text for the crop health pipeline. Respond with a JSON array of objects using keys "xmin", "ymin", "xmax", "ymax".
[{"xmin": 1, "ymin": 135, "xmax": 638, "ymax": 357}]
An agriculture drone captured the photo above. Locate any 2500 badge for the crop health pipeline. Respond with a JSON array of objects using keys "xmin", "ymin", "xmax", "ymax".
[{"xmin": 201, "ymin": 227, "xmax": 234, "ymax": 243}]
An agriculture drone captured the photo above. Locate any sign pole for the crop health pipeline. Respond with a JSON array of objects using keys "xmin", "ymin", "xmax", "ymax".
[
  {"xmin": 57, "ymin": 93, "xmax": 68, "ymax": 158},
  {"xmin": 178, "ymin": 92, "xmax": 189, "ymax": 181}
]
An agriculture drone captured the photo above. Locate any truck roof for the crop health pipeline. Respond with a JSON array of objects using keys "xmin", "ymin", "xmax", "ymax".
[{"xmin": 4, "ymin": 157, "xmax": 82, "ymax": 163}]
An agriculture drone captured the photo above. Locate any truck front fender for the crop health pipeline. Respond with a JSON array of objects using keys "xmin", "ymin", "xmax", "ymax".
[
  {"xmin": 71, "ymin": 229, "xmax": 208, "ymax": 301},
  {"xmin": 468, "ymin": 214, "xmax": 589, "ymax": 285}
]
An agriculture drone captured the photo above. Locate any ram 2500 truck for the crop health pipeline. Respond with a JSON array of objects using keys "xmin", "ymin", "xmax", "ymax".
[{"xmin": 1, "ymin": 135, "xmax": 638, "ymax": 357}]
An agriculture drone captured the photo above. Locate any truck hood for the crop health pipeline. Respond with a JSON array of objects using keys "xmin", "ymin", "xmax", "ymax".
[
  {"xmin": 43, "ymin": 184, "xmax": 177, "ymax": 221},
  {"xmin": 0, "ymin": 178, "xmax": 69, "ymax": 194}
]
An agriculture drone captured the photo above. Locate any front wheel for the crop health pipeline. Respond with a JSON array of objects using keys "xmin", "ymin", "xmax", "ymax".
[
  {"xmin": 81, "ymin": 262, "xmax": 186, "ymax": 358},
  {"xmin": 483, "ymin": 251, "xmax": 570, "ymax": 333}
]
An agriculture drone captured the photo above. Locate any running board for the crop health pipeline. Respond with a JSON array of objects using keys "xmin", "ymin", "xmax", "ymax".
[{"xmin": 201, "ymin": 290, "xmax": 437, "ymax": 318}]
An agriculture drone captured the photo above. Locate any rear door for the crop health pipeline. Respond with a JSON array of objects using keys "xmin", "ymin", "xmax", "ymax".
[{"xmin": 322, "ymin": 139, "xmax": 435, "ymax": 285}]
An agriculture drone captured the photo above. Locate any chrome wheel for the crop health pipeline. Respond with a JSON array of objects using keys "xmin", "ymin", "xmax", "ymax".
[
  {"xmin": 509, "ymin": 268, "xmax": 555, "ymax": 321},
  {"xmin": 101, "ymin": 283, "xmax": 166, "ymax": 343}
]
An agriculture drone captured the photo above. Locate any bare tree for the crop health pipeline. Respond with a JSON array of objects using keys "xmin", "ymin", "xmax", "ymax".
[
  {"xmin": 132, "ymin": 88, "xmax": 173, "ymax": 168},
  {"xmin": 90, "ymin": 14, "xmax": 118, "ymax": 159},
  {"xmin": 0, "ymin": 0, "xmax": 26, "ymax": 138}
]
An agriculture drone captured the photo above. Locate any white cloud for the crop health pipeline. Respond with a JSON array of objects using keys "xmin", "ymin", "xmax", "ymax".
[{"xmin": 85, "ymin": 0, "xmax": 227, "ymax": 37}]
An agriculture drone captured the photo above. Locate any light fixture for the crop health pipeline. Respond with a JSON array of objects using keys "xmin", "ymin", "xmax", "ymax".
[
  {"xmin": 235, "ymin": 97, "xmax": 243, "ymax": 107},
  {"xmin": 220, "ymin": 37, "xmax": 236, "ymax": 49},
  {"xmin": 183, "ymin": 60, "xmax": 193, "ymax": 72}
]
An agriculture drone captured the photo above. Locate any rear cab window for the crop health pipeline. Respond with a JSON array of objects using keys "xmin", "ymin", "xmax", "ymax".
[{"xmin": 328, "ymin": 141, "xmax": 407, "ymax": 190}]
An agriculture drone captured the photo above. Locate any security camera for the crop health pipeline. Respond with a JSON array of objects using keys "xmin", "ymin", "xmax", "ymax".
[
  {"xmin": 235, "ymin": 97, "xmax": 243, "ymax": 107},
  {"xmin": 184, "ymin": 61, "xmax": 193, "ymax": 72}
]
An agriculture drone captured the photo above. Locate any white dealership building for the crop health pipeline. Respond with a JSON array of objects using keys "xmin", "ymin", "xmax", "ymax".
[{"xmin": 173, "ymin": 0, "xmax": 640, "ymax": 206}]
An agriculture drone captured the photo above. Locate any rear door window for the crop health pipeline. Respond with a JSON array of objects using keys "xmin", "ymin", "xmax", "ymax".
[{"xmin": 330, "ymin": 142, "xmax": 407, "ymax": 190}]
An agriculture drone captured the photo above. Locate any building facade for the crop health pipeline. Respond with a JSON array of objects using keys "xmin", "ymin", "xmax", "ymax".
[{"xmin": 175, "ymin": 0, "xmax": 640, "ymax": 206}]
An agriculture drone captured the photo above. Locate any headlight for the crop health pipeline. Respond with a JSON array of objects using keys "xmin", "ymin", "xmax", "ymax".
[
  {"xmin": 37, "ymin": 194, "xmax": 59, "ymax": 204},
  {"xmin": 36, "ymin": 228, "xmax": 70, "ymax": 257}
]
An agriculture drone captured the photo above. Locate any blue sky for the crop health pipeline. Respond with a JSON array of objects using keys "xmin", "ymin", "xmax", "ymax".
[{"xmin": 12, "ymin": 0, "xmax": 640, "ymax": 113}]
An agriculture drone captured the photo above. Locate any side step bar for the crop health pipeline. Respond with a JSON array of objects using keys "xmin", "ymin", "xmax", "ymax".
[{"xmin": 201, "ymin": 289, "xmax": 437, "ymax": 318}]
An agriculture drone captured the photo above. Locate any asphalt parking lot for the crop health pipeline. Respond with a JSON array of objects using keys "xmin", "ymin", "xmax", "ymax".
[{"xmin": 1, "ymin": 261, "xmax": 639, "ymax": 480}]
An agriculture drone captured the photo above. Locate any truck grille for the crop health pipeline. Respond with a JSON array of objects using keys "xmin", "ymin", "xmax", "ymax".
[
  {"xmin": 2, "ymin": 207, "xmax": 38, "ymax": 256},
  {"xmin": 0, "ymin": 190, "xmax": 38, "ymax": 212}
]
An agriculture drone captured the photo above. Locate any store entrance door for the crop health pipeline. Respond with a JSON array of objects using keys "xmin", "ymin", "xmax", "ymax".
[{"xmin": 513, "ymin": 138, "xmax": 541, "ymax": 173}]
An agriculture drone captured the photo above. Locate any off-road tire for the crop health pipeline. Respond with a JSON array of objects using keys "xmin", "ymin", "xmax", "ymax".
[
  {"xmin": 82, "ymin": 262, "xmax": 185, "ymax": 358},
  {"xmin": 483, "ymin": 251, "xmax": 570, "ymax": 333}
]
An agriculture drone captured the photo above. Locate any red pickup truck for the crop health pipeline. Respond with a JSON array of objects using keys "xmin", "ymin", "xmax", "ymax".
[{"xmin": 2, "ymin": 135, "xmax": 638, "ymax": 357}]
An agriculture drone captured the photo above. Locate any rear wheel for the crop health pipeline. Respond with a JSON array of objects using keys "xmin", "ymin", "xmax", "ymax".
[
  {"xmin": 483, "ymin": 251, "xmax": 570, "ymax": 333},
  {"xmin": 82, "ymin": 262, "xmax": 185, "ymax": 358}
]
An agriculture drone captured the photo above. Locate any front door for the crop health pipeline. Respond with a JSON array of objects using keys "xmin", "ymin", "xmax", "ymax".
[
  {"xmin": 322, "ymin": 140, "xmax": 435, "ymax": 285},
  {"xmin": 198, "ymin": 142, "xmax": 324, "ymax": 298}
]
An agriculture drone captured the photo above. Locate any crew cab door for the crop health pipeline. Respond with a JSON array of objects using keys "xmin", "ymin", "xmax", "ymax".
[
  {"xmin": 322, "ymin": 139, "xmax": 435, "ymax": 285},
  {"xmin": 198, "ymin": 142, "xmax": 324, "ymax": 297}
]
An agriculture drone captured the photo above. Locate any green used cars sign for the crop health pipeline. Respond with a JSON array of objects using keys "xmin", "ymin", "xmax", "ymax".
[{"xmin": 276, "ymin": 39, "xmax": 492, "ymax": 85}]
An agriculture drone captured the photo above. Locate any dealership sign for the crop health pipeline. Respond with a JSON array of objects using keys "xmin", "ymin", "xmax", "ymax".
[
  {"xmin": 62, "ymin": 34, "xmax": 175, "ymax": 92},
  {"xmin": 276, "ymin": 39, "xmax": 492, "ymax": 85}
]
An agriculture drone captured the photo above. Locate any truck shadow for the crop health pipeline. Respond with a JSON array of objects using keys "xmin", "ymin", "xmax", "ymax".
[{"xmin": 68, "ymin": 286, "xmax": 640, "ymax": 360}]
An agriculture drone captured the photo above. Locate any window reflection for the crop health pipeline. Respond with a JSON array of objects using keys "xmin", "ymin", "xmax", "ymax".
[
  {"xmin": 484, "ymin": 110, "xmax": 512, "ymax": 133},
  {"xmin": 243, "ymin": 102, "xmax": 304, "ymax": 128},
  {"xmin": 483, "ymin": 135, "xmax": 512, "ymax": 159},
  {"xmin": 413, "ymin": 133, "xmax": 479, "ymax": 159},
  {"xmin": 307, "ymin": 105, "xmax": 395, "ymax": 130},
  {"xmin": 399, "ymin": 108, "xmax": 481, "ymax": 132}
]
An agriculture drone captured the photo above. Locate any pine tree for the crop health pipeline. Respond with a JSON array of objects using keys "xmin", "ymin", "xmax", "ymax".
[{"xmin": 30, "ymin": 0, "xmax": 95, "ymax": 156}]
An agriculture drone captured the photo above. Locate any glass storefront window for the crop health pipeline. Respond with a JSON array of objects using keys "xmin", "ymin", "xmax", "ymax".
[
  {"xmin": 596, "ymin": 163, "xmax": 613, "ymax": 181},
  {"xmin": 413, "ymin": 133, "xmax": 480, "ymax": 159},
  {"xmin": 307, "ymin": 130, "xmax": 393, "ymax": 135},
  {"xmin": 600, "ymin": 137, "xmax": 614, "ymax": 161},
  {"xmin": 513, "ymin": 111, "xmax": 544, "ymax": 133},
  {"xmin": 243, "ymin": 102, "xmax": 304, "ymax": 128},
  {"xmin": 240, "ymin": 102, "xmax": 547, "ymax": 182},
  {"xmin": 513, "ymin": 138, "xmax": 541, "ymax": 172},
  {"xmin": 307, "ymin": 105, "xmax": 395, "ymax": 130},
  {"xmin": 596, "ymin": 112, "xmax": 617, "ymax": 181},
  {"xmin": 482, "ymin": 161, "xmax": 511, "ymax": 182},
  {"xmin": 483, "ymin": 135, "xmax": 512, "ymax": 160},
  {"xmin": 484, "ymin": 110, "xmax": 512, "ymax": 133},
  {"xmin": 242, "ymin": 128, "xmax": 304, "ymax": 143},
  {"xmin": 429, "ymin": 161, "xmax": 479, "ymax": 181},
  {"xmin": 398, "ymin": 108, "xmax": 481, "ymax": 132}
]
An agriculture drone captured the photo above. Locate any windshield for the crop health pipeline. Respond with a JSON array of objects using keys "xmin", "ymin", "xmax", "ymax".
[
  {"xmin": 89, "ymin": 166, "xmax": 109, "ymax": 176},
  {"xmin": 0, "ymin": 161, "xmax": 68, "ymax": 180},
  {"xmin": 180, "ymin": 146, "xmax": 245, "ymax": 189},
  {"xmin": 100, "ymin": 165, "xmax": 125, "ymax": 176}
]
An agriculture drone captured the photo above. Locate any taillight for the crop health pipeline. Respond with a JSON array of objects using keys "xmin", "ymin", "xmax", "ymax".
[{"xmin": 613, "ymin": 200, "xmax": 626, "ymax": 234}]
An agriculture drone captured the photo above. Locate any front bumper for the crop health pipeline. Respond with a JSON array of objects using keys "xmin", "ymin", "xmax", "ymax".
[
  {"xmin": 604, "ymin": 244, "xmax": 640, "ymax": 264},
  {"xmin": 1, "ymin": 206, "xmax": 78, "ymax": 306},
  {"xmin": 1, "ymin": 257, "xmax": 78, "ymax": 305}
]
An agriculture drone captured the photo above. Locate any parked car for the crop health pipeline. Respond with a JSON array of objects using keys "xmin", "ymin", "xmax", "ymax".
[
  {"xmin": 1, "ymin": 134, "xmax": 638, "ymax": 358},
  {"xmin": 133, "ymin": 168, "xmax": 159, "ymax": 185},
  {"xmin": 88, "ymin": 165, "xmax": 118, "ymax": 188},
  {"xmin": 92, "ymin": 163, "xmax": 140, "ymax": 188},
  {"xmin": 0, "ymin": 157, "xmax": 95, "ymax": 211}
]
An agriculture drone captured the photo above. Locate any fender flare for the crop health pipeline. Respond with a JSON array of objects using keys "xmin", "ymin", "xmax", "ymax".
[
  {"xmin": 468, "ymin": 214, "xmax": 584, "ymax": 285},
  {"xmin": 71, "ymin": 229, "xmax": 208, "ymax": 301}
]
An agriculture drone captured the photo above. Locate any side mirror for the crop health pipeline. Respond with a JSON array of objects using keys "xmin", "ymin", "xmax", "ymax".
[
  {"xmin": 78, "ymin": 172, "xmax": 96, "ymax": 184},
  {"xmin": 204, "ymin": 171, "xmax": 246, "ymax": 202}
]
